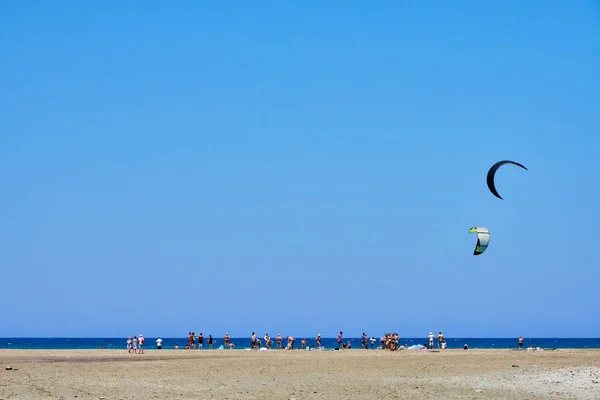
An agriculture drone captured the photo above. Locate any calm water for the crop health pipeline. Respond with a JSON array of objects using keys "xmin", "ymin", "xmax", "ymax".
[{"xmin": 0, "ymin": 337, "xmax": 598, "ymax": 350}]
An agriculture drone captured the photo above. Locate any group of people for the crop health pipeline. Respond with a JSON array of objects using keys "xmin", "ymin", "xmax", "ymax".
[
  {"xmin": 250, "ymin": 331, "xmax": 414, "ymax": 351},
  {"xmin": 129, "ymin": 330, "xmax": 520, "ymax": 352},
  {"xmin": 251, "ymin": 333, "xmax": 310, "ymax": 350},
  {"xmin": 122, "ymin": 332, "xmax": 529, "ymax": 352},
  {"xmin": 126, "ymin": 335, "xmax": 145, "ymax": 354},
  {"xmin": 365, "ymin": 332, "xmax": 446, "ymax": 351},
  {"xmin": 185, "ymin": 332, "xmax": 214, "ymax": 350},
  {"xmin": 427, "ymin": 332, "xmax": 447, "ymax": 349},
  {"xmin": 174, "ymin": 331, "xmax": 449, "ymax": 352}
]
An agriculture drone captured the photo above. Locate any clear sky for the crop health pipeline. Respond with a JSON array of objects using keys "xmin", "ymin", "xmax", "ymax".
[{"xmin": 1, "ymin": 0, "xmax": 599, "ymax": 338}]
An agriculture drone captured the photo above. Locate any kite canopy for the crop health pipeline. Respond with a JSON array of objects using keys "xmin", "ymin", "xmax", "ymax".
[
  {"xmin": 486, "ymin": 160, "xmax": 527, "ymax": 200},
  {"xmin": 469, "ymin": 227, "xmax": 490, "ymax": 256}
]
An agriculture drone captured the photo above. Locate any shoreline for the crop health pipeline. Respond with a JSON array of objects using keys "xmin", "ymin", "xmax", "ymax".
[
  {"xmin": 2, "ymin": 337, "xmax": 598, "ymax": 351},
  {"xmin": 1, "ymin": 347, "xmax": 599, "ymax": 351}
]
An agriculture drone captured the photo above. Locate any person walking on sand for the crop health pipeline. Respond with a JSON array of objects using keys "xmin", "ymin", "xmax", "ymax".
[{"xmin": 518, "ymin": 336, "xmax": 524, "ymax": 349}]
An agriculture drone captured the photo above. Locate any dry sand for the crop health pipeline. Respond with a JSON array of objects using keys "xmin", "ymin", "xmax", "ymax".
[{"xmin": 1, "ymin": 348, "xmax": 599, "ymax": 399}]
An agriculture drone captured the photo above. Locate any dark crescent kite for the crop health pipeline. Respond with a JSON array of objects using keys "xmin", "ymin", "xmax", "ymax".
[{"xmin": 486, "ymin": 160, "xmax": 527, "ymax": 200}]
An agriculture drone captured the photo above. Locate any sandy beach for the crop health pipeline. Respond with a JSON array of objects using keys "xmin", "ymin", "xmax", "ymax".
[{"xmin": 1, "ymin": 349, "xmax": 599, "ymax": 400}]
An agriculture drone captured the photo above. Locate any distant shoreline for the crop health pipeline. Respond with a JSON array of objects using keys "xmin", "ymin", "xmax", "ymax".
[
  {"xmin": 2, "ymin": 337, "xmax": 599, "ymax": 340},
  {"xmin": 0, "ymin": 347, "xmax": 600, "ymax": 350},
  {"xmin": 0, "ymin": 337, "xmax": 599, "ymax": 350}
]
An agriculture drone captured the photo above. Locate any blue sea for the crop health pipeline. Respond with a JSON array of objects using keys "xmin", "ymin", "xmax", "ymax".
[{"xmin": 0, "ymin": 337, "xmax": 598, "ymax": 350}]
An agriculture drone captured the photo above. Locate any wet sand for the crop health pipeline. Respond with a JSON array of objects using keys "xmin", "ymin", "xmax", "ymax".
[{"xmin": 1, "ymin": 348, "xmax": 599, "ymax": 399}]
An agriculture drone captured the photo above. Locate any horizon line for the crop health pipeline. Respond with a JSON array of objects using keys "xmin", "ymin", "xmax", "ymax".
[{"xmin": 1, "ymin": 336, "xmax": 599, "ymax": 340}]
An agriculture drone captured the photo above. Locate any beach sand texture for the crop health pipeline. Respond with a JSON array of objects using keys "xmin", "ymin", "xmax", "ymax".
[{"xmin": 1, "ymin": 349, "xmax": 599, "ymax": 399}]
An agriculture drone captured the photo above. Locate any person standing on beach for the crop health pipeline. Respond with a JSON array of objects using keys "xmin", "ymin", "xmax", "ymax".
[
  {"xmin": 132, "ymin": 336, "xmax": 139, "ymax": 354},
  {"xmin": 394, "ymin": 333, "xmax": 400, "ymax": 351},
  {"xmin": 518, "ymin": 336, "xmax": 524, "ymax": 349},
  {"xmin": 198, "ymin": 333, "xmax": 204, "ymax": 350},
  {"xmin": 315, "ymin": 334, "xmax": 322, "ymax": 349},
  {"xmin": 361, "ymin": 333, "xmax": 368, "ymax": 349},
  {"xmin": 437, "ymin": 332, "xmax": 444, "ymax": 349},
  {"xmin": 428, "ymin": 332, "xmax": 434, "ymax": 349},
  {"xmin": 127, "ymin": 337, "xmax": 133, "ymax": 353},
  {"xmin": 251, "ymin": 332, "xmax": 257, "ymax": 349},
  {"xmin": 337, "ymin": 332, "xmax": 343, "ymax": 350},
  {"xmin": 224, "ymin": 333, "xmax": 230, "ymax": 348},
  {"xmin": 286, "ymin": 336, "xmax": 295, "ymax": 350},
  {"xmin": 156, "ymin": 337, "xmax": 163, "ymax": 350},
  {"xmin": 208, "ymin": 335, "xmax": 213, "ymax": 350},
  {"xmin": 139, "ymin": 334, "xmax": 145, "ymax": 354},
  {"xmin": 276, "ymin": 334, "xmax": 282, "ymax": 349}
]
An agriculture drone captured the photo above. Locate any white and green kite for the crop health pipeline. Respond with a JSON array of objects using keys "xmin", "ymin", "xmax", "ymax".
[{"xmin": 469, "ymin": 227, "xmax": 490, "ymax": 256}]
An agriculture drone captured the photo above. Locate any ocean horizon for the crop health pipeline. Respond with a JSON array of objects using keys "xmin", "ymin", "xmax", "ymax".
[{"xmin": 1, "ymin": 337, "xmax": 599, "ymax": 350}]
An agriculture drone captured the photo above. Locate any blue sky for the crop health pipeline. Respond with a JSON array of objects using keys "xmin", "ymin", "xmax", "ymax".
[{"xmin": 1, "ymin": 0, "xmax": 599, "ymax": 338}]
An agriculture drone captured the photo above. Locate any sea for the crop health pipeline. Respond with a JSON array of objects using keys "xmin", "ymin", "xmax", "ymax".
[{"xmin": 0, "ymin": 337, "xmax": 598, "ymax": 350}]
